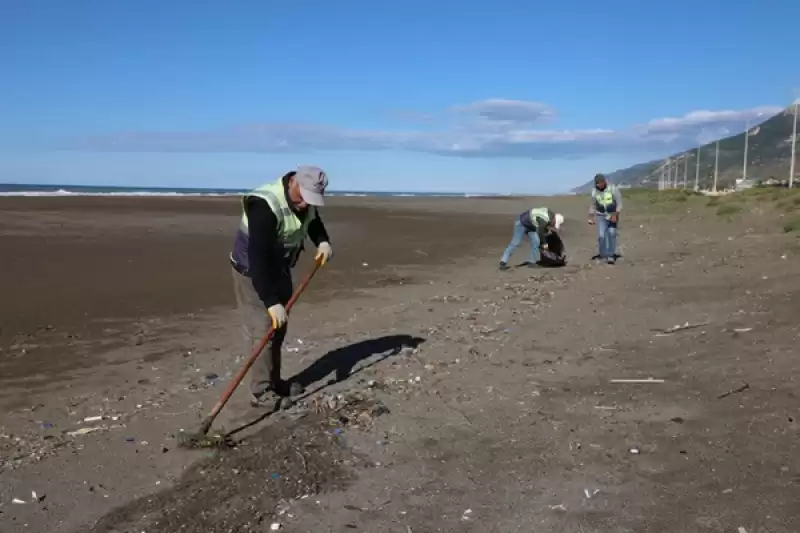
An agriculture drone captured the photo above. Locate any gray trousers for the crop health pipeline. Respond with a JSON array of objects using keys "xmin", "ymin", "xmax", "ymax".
[{"xmin": 231, "ymin": 268, "xmax": 293, "ymax": 396}]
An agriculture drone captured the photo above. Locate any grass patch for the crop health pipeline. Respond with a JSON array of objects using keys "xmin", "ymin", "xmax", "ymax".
[
  {"xmin": 716, "ymin": 204, "xmax": 743, "ymax": 216},
  {"xmin": 783, "ymin": 216, "xmax": 800, "ymax": 233},
  {"xmin": 739, "ymin": 187, "xmax": 779, "ymax": 201}
]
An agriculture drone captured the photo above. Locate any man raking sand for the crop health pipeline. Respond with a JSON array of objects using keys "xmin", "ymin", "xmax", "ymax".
[
  {"xmin": 179, "ymin": 166, "xmax": 333, "ymax": 448},
  {"xmin": 229, "ymin": 166, "xmax": 334, "ymax": 410}
]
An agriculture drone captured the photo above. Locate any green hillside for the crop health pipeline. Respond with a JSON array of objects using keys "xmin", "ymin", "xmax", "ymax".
[{"xmin": 572, "ymin": 106, "xmax": 798, "ymax": 192}]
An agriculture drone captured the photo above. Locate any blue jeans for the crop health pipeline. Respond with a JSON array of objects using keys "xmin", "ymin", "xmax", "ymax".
[
  {"xmin": 596, "ymin": 214, "xmax": 618, "ymax": 258},
  {"xmin": 501, "ymin": 220, "xmax": 540, "ymax": 264}
]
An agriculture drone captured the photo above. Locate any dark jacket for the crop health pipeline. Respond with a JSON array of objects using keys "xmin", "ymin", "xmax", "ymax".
[{"xmin": 237, "ymin": 173, "xmax": 330, "ymax": 308}]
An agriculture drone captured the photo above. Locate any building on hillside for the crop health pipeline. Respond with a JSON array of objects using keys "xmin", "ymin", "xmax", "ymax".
[{"xmin": 735, "ymin": 178, "xmax": 758, "ymax": 190}]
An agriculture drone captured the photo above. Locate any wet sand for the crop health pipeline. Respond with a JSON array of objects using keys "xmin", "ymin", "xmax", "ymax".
[{"xmin": 0, "ymin": 195, "xmax": 517, "ymax": 392}]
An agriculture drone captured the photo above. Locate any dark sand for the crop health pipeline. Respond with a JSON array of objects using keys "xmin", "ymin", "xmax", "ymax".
[
  {"xmin": 2, "ymin": 191, "xmax": 800, "ymax": 533},
  {"xmin": 0, "ymin": 196, "xmax": 510, "ymax": 392}
]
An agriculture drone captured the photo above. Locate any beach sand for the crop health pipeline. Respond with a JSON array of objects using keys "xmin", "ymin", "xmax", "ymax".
[
  {"xmin": 0, "ymin": 195, "xmax": 514, "ymax": 395},
  {"xmin": 2, "ymin": 192, "xmax": 799, "ymax": 532}
]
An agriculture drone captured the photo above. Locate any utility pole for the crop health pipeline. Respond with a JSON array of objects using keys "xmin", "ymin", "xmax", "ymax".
[
  {"xmin": 713, "ymin": 139, "xmax": 720, "ymax": 193},
  {"xmin": 666, "ymin": 161, "xmax": 671, "ymax": 188},
  {"xmin": 683, "ymin": 155, "xmax": 688, "ymax": 188},
  {"xmin": 791, "ymin": 101, "xmax": 798, "ymax": 189},
  {"xmin": 694, "ymin": 147, "xmax": 700, "ymax": 191},
  {"xmin": 673, "ymin": 159, "xmax": 679, "ymax": 188},
  {"xmin": 742, "ymin": 121, "xmax": 750, "ymax": 183}
]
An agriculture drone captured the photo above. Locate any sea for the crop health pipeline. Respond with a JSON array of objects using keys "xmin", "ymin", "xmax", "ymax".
[{"xmin": 0, "ymin": 183, "xmax": 512, "ymax": 198}]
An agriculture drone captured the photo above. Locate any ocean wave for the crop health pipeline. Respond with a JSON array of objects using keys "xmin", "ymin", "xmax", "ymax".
[
  {"xmin": 0, "ymin": 189, "xmax": 240, "ymax": 197},
  {"xmin": 0, "ymin": 188, "xmax": 511, "ymax": 198}
]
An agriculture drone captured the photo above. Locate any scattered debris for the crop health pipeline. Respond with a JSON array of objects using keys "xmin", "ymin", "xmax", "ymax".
[
  {"xmin": 610, "ymin": 378, "xmax": 665, "ymax": 384},
  {"xmin": 655, "ymin": 321, "xmax": 709, "ymax": 336},
  {"xmin": 717, "ymin": 383, "xmax": 750, "ymax": 400},
  {"xmin": 83, "ymin": 415, "xmax": 104, "ymax": 423},
  {"xmin": 594, "ymin": 405, "xmax": 618, "ymax": 410},
  {"xmin": 629, "ymin": 447, "xmax": 641, "ymax": 455},
  {"xmin": 732, "ymin": 327, "xmax": 752, "ymax": 333},
  {"xmin": 68, "ymin": 427, "xmax": 105, "ymax": 437},
  {"xmin": 738, "ymin": 528, "xmax": 748, "ymax": 533},
  {"xmin": 309, "ymin": 389, "xmax": 390, "ymax": 430},
  {"xmin": 461, "ymin": 508, "xmax": 473, "ymax": 521},
  {"xmin": 9, "ymin": 491, "xmax": 45, "ymax": 505},
  {"xmin": 549, "ymin": 504, "xmax": 567, "ymax": 511},
  {"xmin": 270, "ymin": 522, "xmax": 282, "ymax": 530},
  {"xmin": 584, "ymin": 488, "xmax": 600, "ymax": 499}
]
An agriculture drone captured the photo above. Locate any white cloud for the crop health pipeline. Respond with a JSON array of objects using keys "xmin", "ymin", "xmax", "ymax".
[
  {"xmin": 450, "ymin": 98, "xmax": 556, "ymax": 125},
  {"xmin": 641, "ymin": 106, "xmax": 782, "ymax": 134},
  {"xmin": 64, "ymin": 100, "xmax": 785, "ymax": 160}
]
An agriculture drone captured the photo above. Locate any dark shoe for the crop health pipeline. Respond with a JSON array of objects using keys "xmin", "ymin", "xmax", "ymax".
[
  {"xmin": 499, "ymin": 262, "xmax": 510, "ymax": 271},
  {"xmin": 249, "ymin": 389, "xmax": 282, "ymax": 410},
  {"xmin": 607, "ymin": 257, "xmax": 616, "ymax": 265},
  {"xmin": 290, "ymin": 382, "xmax": 305, "ymax": 397},
  {"xmin": 274, "ymin": 380, "xmax": 305, "ymax": 398}
]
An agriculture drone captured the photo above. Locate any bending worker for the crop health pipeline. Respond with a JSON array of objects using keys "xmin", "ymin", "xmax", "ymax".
[
  {"xmin": 229, "ymin": 166, "xmax": 333, "ymax": 409},
  {"xmin": 499, "ymin": 207, "xmax": 564, "ymax": 270},
  {"xmin": 588, "ymin": 173, "xmax": 623, "ymax": 264}
]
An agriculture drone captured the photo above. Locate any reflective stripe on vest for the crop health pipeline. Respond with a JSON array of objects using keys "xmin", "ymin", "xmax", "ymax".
[
  {"xmin": 528, "ymin": 207, "xmax": 550, "ymax": 227},
  {"xmin": 594, "ymin": 186, "xmax": 615, "ymax": 207},
  {"xmin": 239, "ymin": 179, "xmax": 315, "ymax": 260}
]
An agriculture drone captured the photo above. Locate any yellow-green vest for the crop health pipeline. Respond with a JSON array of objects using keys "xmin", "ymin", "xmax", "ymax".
[
  {"xmin": 237, "ymin": 179, "xmax": 316, "ymax": 265},
  {"xmin": 528, "ymin": 207, "xmax": 550, "ymax": 227},
  {"xmin": 593, "ymin": 185, "xmax": 617, "ymax": 212}
]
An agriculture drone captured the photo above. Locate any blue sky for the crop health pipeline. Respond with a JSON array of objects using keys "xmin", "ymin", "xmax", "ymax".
[{"xmin": 1, "ymin": 0, "xmax": 798, "ymax": 194}]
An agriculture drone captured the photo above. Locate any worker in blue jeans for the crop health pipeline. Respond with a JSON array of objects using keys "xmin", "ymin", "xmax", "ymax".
[
  {"xmin": 587, "ymin": 173, "xmax": 623, "ymax": 264},
  {"xmin": 499, "ymin": 207, "xmax": 564, "ymax": 270}
]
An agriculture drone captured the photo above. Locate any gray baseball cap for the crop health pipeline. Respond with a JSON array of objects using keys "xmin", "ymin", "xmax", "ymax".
[{"xmin": 295, "ymin": 165, "xmax": 328, "ymax": 206}]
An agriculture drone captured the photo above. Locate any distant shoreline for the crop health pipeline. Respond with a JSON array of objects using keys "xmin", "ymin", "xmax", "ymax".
[{"xmin": 0, "ymin": 183, "xmax": 543, "ymax": 199}]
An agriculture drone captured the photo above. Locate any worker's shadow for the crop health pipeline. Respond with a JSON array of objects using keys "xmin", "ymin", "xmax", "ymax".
[
  {"xmin": 226, "ymin": 334, "xmax": 425, "ymax": 439},
  {"xmin": 289, "ymin": 333, "xmax": 426, "ymax": 389}
]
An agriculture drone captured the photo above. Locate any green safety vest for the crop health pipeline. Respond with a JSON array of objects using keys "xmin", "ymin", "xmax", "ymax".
[
  {"xmin": 528, "ymin": 207, "xmax": 551, "ymax": 227},
  {"xmin": 593, "ymin": 185, "xmax": 616, "ymax": 208},
  {"xmin": 240, "ymin": 178, "xmax": 316, "ymax": 262}
]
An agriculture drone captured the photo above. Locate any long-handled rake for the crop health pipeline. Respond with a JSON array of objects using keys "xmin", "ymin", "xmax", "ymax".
[{"xmin": 178, "ymin": 257, "xmax": 323, "ymax": 449}]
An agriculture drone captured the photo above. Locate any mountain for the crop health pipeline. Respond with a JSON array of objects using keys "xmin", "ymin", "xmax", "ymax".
[{"xmin": 572, "ymin": 106, "xmax": 798, "ymax": 192}]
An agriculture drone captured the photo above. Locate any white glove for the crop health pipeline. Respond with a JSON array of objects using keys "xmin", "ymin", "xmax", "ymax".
[
  {"xmin": 267, "ymin": 303, "xmax": 287, "ymax": 329},
  {"xmin": 315, "ymin": 241, "xmax": 333, "ymax": 265}
]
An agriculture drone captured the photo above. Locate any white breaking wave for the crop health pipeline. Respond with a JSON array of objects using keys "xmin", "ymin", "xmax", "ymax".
[{"xmin": 0, "ymin": 189, "xmax": 240, "ymax": 197}]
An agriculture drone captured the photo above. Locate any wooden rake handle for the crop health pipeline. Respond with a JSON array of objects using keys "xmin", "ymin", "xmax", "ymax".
[{"xmin": 205, "ymin": 257, "xmax": 323, "ymax": 422}]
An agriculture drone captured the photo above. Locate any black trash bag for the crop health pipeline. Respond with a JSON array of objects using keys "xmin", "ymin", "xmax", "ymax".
[{"xmin": 537, "ymin": 231, "xmax": 567, "ymax": 267}]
